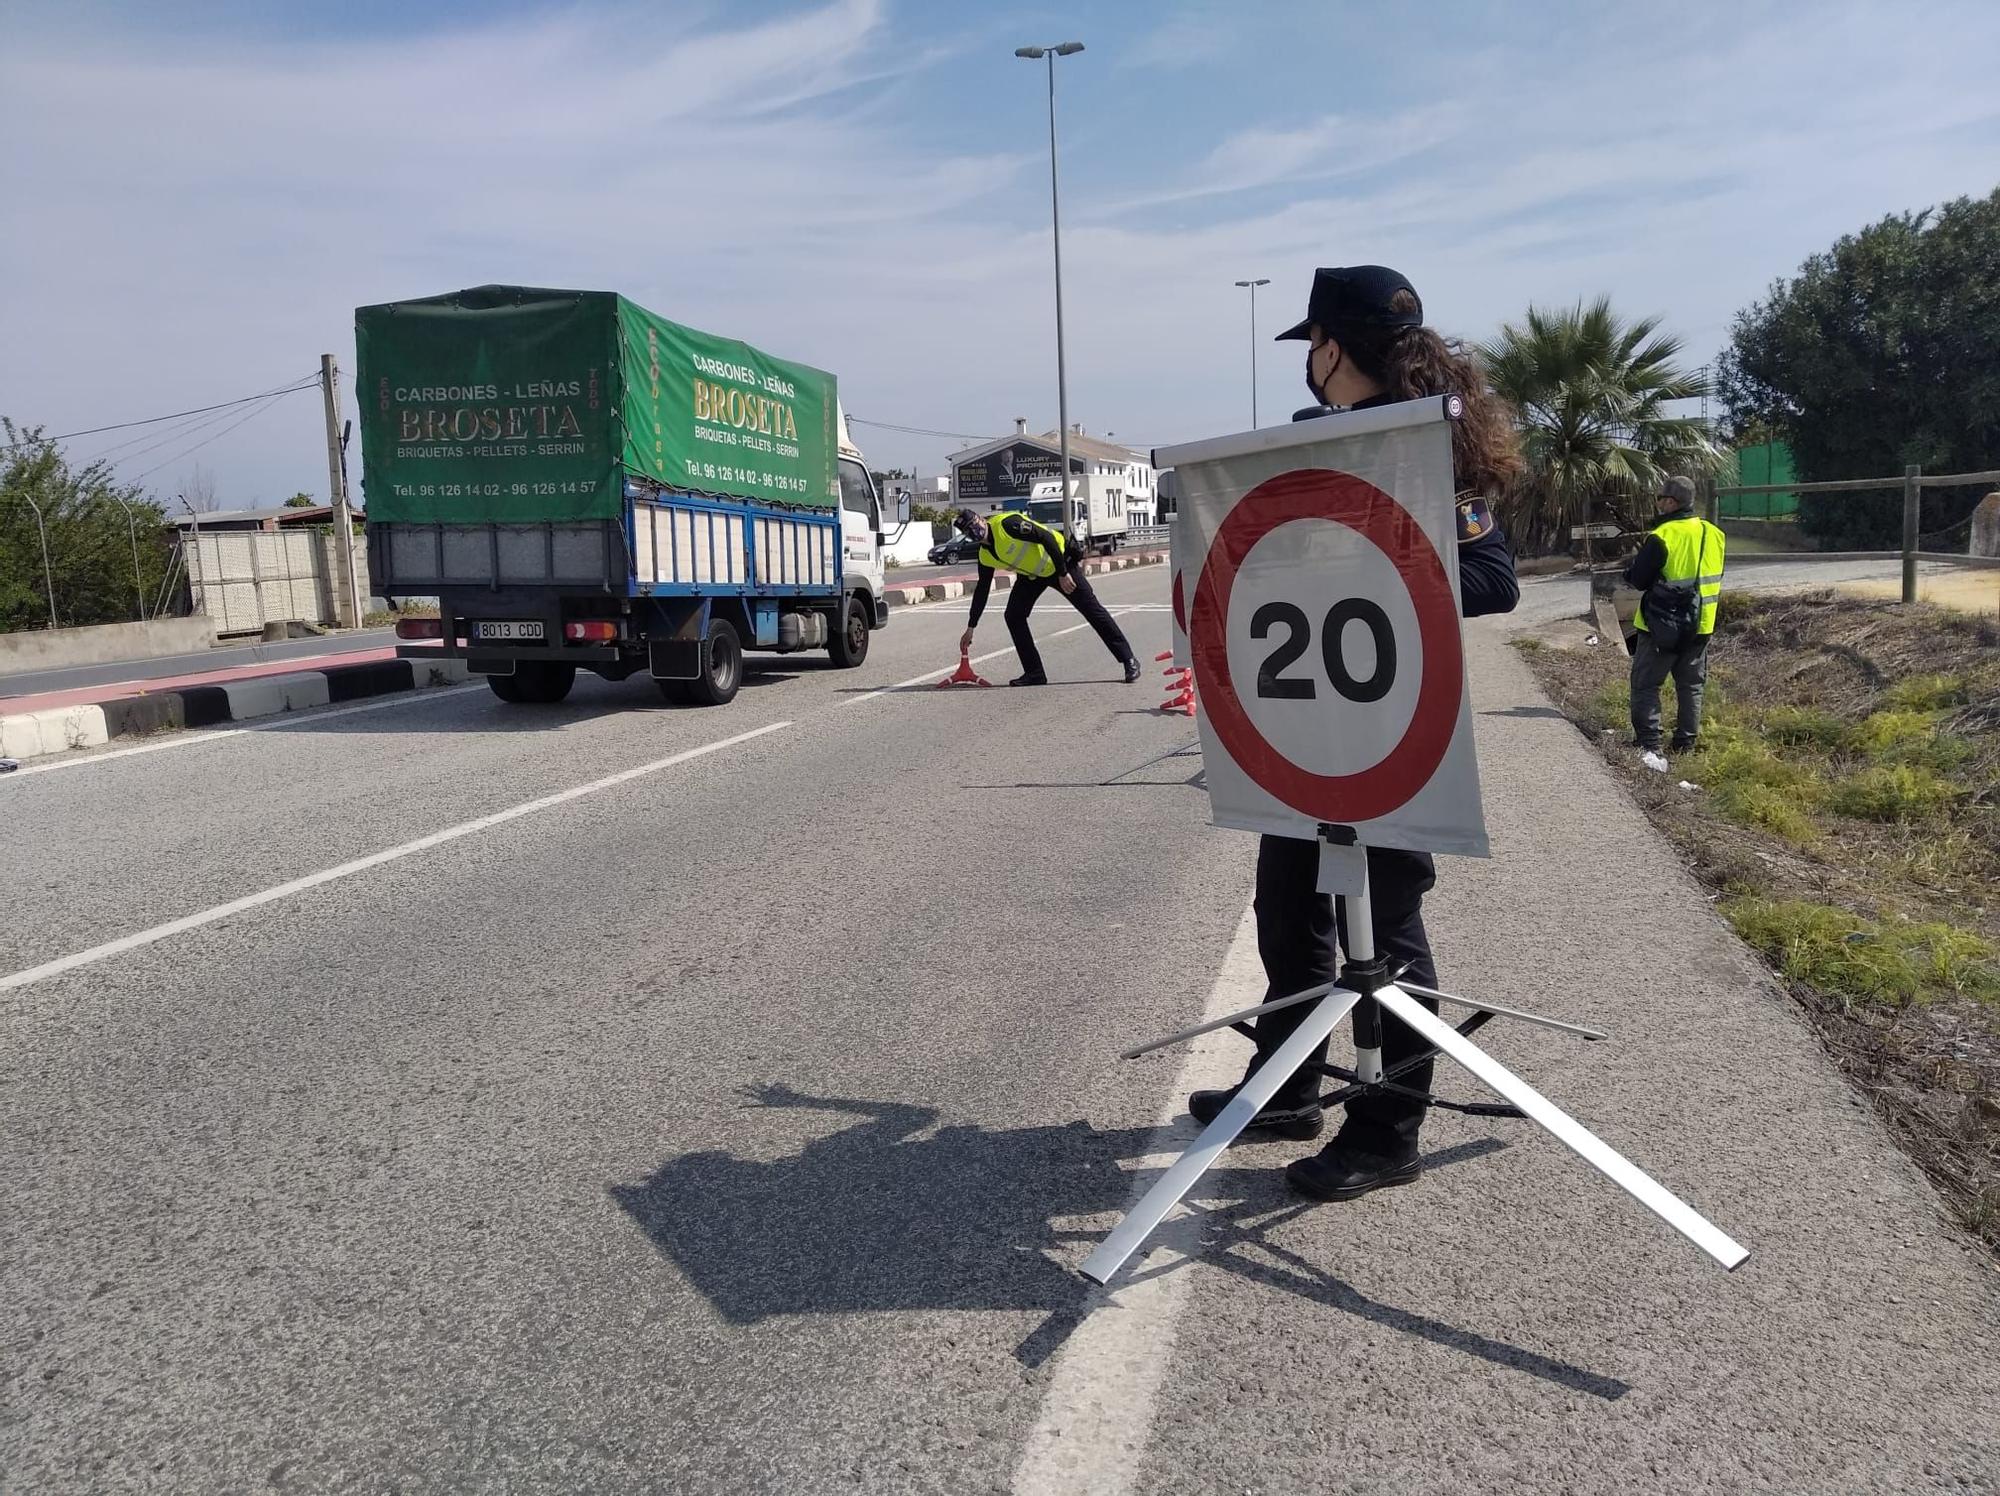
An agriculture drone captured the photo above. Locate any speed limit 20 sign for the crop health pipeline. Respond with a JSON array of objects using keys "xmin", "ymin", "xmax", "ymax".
[{"xmin": 1155, "ymin": 397, "xmax": 1488, "ymax": 856}]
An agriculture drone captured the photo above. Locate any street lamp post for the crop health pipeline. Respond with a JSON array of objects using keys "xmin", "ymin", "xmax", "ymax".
[
  {"xmin": 109, "ymin": 495, "xmax": 147, "ymax": 619},
  {"xmin": 1234, "ymin": 278, "xmax": 1271, "ymax": 427},
  {"xmin": 21, "ymin": 492, "xmax": 57, "ymax": 628},
  {"xmin": 1016, "ymin": 40, "xmax": 1086, "ymax": 550}
]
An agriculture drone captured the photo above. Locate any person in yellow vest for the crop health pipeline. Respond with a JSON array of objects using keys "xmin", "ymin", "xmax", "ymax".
[
  {"xmin": 1625, "ymin": 474, "xmax": 1726, "ymax": 771},
  {"xmin": 954, "ymin": 507, "xmax": 1141, "ymax": 686}
]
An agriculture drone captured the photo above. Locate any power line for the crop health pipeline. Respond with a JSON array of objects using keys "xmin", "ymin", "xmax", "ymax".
[
  {"xmin": 848, "ymin": 415, "xmax": 989, "ymax": 442},
  {"xmin": 89, "ymin": 394, "xmax": 275, "ymax": 462},
  {"xmin": 3, "ymin": 373, "xmax": 321, "ymax": 451},
  {"xmin": 850, "ymin": 414, "xmax": 1160, "ymax": 453},
  {"xmin": 130, "ymin": 386, "xmax": 311, "ymax": 484},
  {"xmin": 101, "ymin": 393, "xmax": 286, "ymax": 470}
]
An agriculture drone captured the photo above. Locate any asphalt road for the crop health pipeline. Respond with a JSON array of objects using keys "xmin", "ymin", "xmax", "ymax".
[
  {"xmin": 0, "ymin": 628, "xmax": 400, "ymax": 699},
  {"xmin": 4, "ymin": 564, "xmax": 1996, "ymax": 1494}
]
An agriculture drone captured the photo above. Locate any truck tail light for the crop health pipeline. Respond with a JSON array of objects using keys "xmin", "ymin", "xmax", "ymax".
[
  {"xmin": 564, "ymin": 621, "xmax": 619, "ymax": 642},
  {"xmin": 395, "ymin": 617, "xmax": 443, "ymax": 640}
]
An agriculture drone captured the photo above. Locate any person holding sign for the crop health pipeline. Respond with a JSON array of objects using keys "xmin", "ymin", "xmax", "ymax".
[
  {"xmin": 954, "ymin": 508, "xmax": 1142, "ymax": 686},
  {"xmin": 1186, "ymin": 264, "xmax": 1523, "ymax": 1202}
]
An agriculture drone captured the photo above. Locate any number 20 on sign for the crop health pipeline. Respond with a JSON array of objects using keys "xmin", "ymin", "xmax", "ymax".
[{"xmin": 1189, "ymin": 463, "xmax": 1486, "ymax": 855}]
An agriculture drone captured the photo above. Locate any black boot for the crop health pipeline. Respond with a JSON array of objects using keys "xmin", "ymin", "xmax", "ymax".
[
  {"xmin": 1122, "ymin": 658, "xmax": 1142, "ymax": 683},
  {"xmin": 1010, "ymin": 672, "xmax": 1048, "ymax": 687},
  {"xmin": 1285, "ymin": 1133, "xmax": 1421, "ymax": 1201},
  {"xmin": 1187, "ymin": 1084, "xmax": 1323, "ymax": 1141}
]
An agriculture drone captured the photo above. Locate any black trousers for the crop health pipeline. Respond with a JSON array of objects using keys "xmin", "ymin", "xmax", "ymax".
[
  {"xmin": 1005, "ymin": 572, "xmax": 1134, "ymax": 676},
  {"xmin": 1247, "ymin": 836, "xmax": 1442, "ymax": 1159}
]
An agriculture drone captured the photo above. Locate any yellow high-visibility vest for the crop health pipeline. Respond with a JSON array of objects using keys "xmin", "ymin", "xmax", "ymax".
[
  {"xmin": 1635, "ymin": 515, "xmax": 1726, "ymax": 636},
  {"xmin": 980, "ymin": 515, "xmax": 1065, "ymax": 579}
]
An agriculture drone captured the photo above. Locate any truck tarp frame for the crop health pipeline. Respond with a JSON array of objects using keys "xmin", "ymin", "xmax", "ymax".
[{"xmin": 356, "ymin": 285, "xmax": 839, "ymax": 526}]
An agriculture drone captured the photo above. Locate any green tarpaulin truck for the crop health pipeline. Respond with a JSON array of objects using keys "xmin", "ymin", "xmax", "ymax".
[{"xmin": 357, "ymin": 285, "xmax": 903, "ymax": 706}]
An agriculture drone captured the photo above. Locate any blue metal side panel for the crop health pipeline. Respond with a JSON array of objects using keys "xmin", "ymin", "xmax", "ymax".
[{"xmin": 622, "ymin": 486, "xmax": 845, "ymax": 602}]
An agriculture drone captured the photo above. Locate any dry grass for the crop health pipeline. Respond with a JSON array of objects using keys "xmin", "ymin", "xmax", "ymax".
[{"xmin": 1524, "ymin": 591, "xmax": 2000, "ymax": 1254}]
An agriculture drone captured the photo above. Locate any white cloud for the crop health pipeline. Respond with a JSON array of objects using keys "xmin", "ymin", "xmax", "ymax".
[
  {"xmin": 1119, "ymin": 11, "xmax": 1238, "ymax": 74},
  {"xmin": 1, "ymin": 0, "xmax": 1995, "ymax": 496},
  {"xmin": 0, "ymin": 0, "xmax": 1020, "ymax": 500}
]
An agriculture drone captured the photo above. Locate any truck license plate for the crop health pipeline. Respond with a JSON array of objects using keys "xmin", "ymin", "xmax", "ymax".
[{"xmin": 473, "ymin": 620, "xmax": 544, "ymax": 642}]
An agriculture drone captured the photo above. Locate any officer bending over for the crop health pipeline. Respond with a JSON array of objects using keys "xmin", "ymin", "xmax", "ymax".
[{"xmin": 955, "ymin": 508, "xmax": 1141, "ymax": 686}]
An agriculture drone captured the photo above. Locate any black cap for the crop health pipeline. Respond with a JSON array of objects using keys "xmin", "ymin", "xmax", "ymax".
[
  {"xmin": 1275, "ymin": 265, "xmax": 1423, "ymax": 341},
  {"xmin": 954, "ymin": 507, "xmax": 983, "ymax": 534}
]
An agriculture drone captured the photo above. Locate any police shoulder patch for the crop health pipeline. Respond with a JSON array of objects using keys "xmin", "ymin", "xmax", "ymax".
[{"xmin": 1455, "ymin": 496, "xmax": 1495, "ymax": 543}]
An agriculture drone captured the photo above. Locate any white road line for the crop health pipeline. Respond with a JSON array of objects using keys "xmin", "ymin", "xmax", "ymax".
[
  {"xmin": 839, "ymin": 610, "xmax": 1140, "ymax": 709},
  {"xmin": 4, "ymin": 684, "xmax": 487, "ymax": 779},
  {"xmin": 1012, "ymin": 903, "xmax": 1261, "ymax": 1496},
  {"xmin": 0, "ymin": 721, "xmax": 790, "ymax": 992}
]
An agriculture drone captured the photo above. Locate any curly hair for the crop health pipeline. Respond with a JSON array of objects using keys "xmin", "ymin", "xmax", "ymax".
[{"xmin": 1335, "ymin": 290, "xmax": 1522, "ymax": 497}]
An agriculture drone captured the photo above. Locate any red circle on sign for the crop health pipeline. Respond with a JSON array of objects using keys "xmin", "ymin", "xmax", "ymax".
[
  {"xmin": 1171, "ymin": 569, "xmax": 1186, "ymax": 633},
  {"xmin": 1190, "ymin": 468, "xmax": 1462, "ymax": 824}
]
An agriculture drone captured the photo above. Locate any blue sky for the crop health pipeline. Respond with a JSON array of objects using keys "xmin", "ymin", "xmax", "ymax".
[{"xmin": 3, "ymin": 0, "xmax": 1997, "ymax": 506}]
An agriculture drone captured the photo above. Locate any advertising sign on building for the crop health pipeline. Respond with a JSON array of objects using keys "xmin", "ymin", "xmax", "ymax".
[{"xmin": 953, "ymin": 441, "xmax": 1083, "ymax": 503}]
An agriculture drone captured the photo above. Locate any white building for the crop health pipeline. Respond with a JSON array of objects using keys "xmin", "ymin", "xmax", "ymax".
[
  {"xmin": 874, "ymin": 473, "xmax": 954, "ymax": 566},
  {"xmin": 946, "ymin": 420, "xmax": 1157, "ymax": 525}
]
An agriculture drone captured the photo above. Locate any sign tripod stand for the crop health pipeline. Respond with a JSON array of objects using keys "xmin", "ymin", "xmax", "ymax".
[{"xmin": 1080, "ymin": 831, "xmax": 1751, "ymax": 1286}]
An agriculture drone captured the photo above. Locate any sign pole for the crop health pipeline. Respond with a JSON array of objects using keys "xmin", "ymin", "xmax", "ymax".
[{"xmin": 1079, "ymin": 402, "xmax": 1750, "ymax": 1287}]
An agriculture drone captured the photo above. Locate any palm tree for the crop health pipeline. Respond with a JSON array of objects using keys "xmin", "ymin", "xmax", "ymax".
[{"xmin": 1477, "ymin": 299, "xmax": 1726, "ymax": 554}]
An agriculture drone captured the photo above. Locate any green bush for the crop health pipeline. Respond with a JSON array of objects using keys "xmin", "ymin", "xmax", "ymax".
[
  {"xmin": 1724, "ymin": 897, "xmax": 2000, "ymax": 1007},
  {"xmin": 1585, "ymin": 679, "xmax": 1629, "ymax": 733},
  {"xmin": 1760, "ymin": 705, "xmax": 1848, "ymax": 750},
  {"xmin": 1712, "ymin": 781, "xmax": 1821, "ymax": 843},
  {"xmin": 1826, "ymin": 763, "xmax": 1958, "ymax": 822},
  {"xmin": 3, "ymin": 420, "xmax": 172, "ymax": 631},
  {"xmin": 1883, "ymin": 674, "xmax": 1970, "ymax": 712}
]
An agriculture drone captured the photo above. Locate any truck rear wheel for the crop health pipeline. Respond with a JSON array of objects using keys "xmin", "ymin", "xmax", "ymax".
[
  {"xmin": 487, "ymin": 660, "xmax": 575, "ymax": 705},
  {"xmin": 684, "ymin": 619, "xmax": 742, "ymax": 707},
  {"xmin": 828, "ymin": 596, "xmax": 869, "ymax": 669}
]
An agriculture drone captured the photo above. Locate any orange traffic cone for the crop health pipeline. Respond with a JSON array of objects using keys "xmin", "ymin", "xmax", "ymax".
[
  {"xmin": 1160, "ymin": 662, "xmax": 1195, "ymax": 716},
  {"xmin": 936, "ymin": 647, "xmax": 993, "ymax": 688}
]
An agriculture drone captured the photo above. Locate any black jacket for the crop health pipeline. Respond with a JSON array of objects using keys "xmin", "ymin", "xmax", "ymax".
[{"xmin": 1305, "ymin": 396, "xmax": 1519, "ymax": 619}]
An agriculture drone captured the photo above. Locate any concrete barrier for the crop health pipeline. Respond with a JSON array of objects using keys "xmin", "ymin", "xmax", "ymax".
[
  {"xmin": 1974, "ymin": 493, "xmax": 2000, "ymax": 559},
  {"xmin": 0, "ymin": 649, "xmax": 475, "ymax": 765},
  {"xmin": 0, "ymin": 615, "xmax": 214, "ymax": 674},
  {"xmin": 924, "ymin": 582, "xmax": 964, "ymax": 601},
  {"xmin": 220, "ymin": 672, "xmax": 331, "ymax": 720},
  {"xmin": 408, "ymin": 656, "xmax": 471, "ymax": 689},
  {"xmin": 98, "ymin": 694, "xmax": 185, "ymax": 740},
  {"xmin": 0, "ymin": 704, "xmax": 110, "ymax": 759}
]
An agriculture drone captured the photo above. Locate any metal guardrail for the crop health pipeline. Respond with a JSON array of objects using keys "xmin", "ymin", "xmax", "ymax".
[{"xmin": 1125, "ymin": 524, "xmax": 1171, "ymax": 548}]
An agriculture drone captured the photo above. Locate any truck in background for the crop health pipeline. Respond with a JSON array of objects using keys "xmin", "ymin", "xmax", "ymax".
[
  {"xmin": 357, "ymin": 285, "xmax": 905, "ymax": 708},
  {"xmin": 1025, "ymin": 476, "xmax": 1130, "ymax": 554}
]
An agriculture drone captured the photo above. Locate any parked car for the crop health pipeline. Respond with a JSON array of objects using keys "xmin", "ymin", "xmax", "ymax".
[{"xmin": 927, "ymin": 534, "xmax": 980, "ymax": 565}]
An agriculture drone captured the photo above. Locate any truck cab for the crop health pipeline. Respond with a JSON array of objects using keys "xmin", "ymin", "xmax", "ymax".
[{"xmin": 836, "ymin": 402, "xmax": 892, "ymax": 631}]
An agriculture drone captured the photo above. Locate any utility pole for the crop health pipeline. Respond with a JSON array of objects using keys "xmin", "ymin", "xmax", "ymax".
[{"xmin": 321, "ymin": 354, "xmax": 363, "ymax": 628}]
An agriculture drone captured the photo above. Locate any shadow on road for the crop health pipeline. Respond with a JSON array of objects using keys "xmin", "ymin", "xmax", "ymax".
[
  {"xmin": 609, "ymin": 1085, "xmax": 1628, "ymax": 1399},
  {"xmin": 963, "ymin": 741, "xmax": 1205, "ymax": 794},
  {"xmin": 262, "ymin": 665, "xmax": 805, "ymax": 736},
  {"xmin": 1480, "ymin": 705, "xmax": 1569, "ymax": 721}
]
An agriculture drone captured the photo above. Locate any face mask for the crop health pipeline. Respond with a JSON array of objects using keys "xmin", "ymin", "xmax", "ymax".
[{"xmin": 1305, "ymin": 342, "xmax": 1341, "ymax": 406}]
